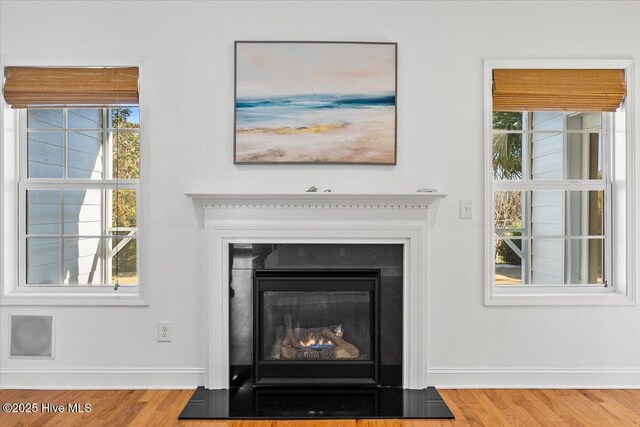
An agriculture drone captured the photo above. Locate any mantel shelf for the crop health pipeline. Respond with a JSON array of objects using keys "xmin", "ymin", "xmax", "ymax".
[{"xmin": 185, "ymin": 192, "xmax": 447, "ymax": 209}]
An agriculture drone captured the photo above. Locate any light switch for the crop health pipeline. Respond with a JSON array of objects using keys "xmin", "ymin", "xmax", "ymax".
[{"xmin": 460, "ymin": 199, "xmax": 472, "ymax": 219}]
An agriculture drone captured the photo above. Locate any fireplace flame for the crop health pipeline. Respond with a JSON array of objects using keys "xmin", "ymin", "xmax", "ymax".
[{"xmin": 299, "ymin": 337, "xmax": 334, "ymax": 348}]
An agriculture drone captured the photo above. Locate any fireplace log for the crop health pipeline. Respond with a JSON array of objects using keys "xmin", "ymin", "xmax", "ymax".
[
  {"xmin": 319, "ymin": 348, "xmax": 334, "ymax": 359},
  {"xmin": 276, "ymin": 313, "xmax": 360, "ymax": 360},
  {"xmin": 298, "ymin": 348, "xmax": 321, "ymax": 359},
  {"xmin": 320, "ymin": 328, "xmax": 360, "ymax": 359},
  {"xmin": 281, "ymin": 314, "xmax": 301, "ymax": 358},
  {"xmin": 280, "ymin": 346, "xmax": 299, "ymax": 359},
  {"xmin": 271, "ymin": 326, "xmax": 285, "ymax": 359},
  {"xmin": 283, "ymin": 313, "xmax": 297, "ymax": 347},
  {"xmin": 294, "ymin": 326, "xmax": 342, "ymax": 343}
]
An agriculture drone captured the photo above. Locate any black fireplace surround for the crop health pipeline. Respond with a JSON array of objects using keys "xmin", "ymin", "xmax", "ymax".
[
  {"xmin": 229, "ymin": 243, "xmax": 404, "ymax": 388},
  {"xmin": 254, "ymin": 269, "xmax": 380, "ymax": 385}
]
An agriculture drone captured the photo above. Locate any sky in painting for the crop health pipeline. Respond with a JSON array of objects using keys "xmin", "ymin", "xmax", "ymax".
[{"xmin": 236, "ymin": 43, "xmax": 396, "ymax": 99}]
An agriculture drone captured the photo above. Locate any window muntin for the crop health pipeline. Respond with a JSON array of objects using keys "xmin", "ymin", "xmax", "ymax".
[
  {"xmin": 20, "ymin": 107, "xmax": 139, "ymax": 286},
  {"xmin": 492, "ymin": 111, "xmax": 611, "ymax": 287}
]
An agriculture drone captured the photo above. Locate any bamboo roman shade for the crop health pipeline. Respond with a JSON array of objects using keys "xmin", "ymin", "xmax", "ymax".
[
  {"xmin": 3, "ymin": 67, "xmax": 139, "ymax": 108},
  {"xmin": 493, "ymin": 69, "xmax": 626, "ymax": 112}
]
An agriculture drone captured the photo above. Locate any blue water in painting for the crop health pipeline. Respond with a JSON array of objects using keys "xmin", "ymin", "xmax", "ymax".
[{"xmin": 235, "ymin": 93, "xmax": 395, "ymax": 130}]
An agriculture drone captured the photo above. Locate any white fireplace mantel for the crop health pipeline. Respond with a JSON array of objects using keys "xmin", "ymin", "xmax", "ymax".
[
  {"xmin": 187, "ymin": 191, "xmax": 446, "ymax": 390},
  {"xmin": 186, "ymin": 191, "xmax": 446, "ymax": 209}
]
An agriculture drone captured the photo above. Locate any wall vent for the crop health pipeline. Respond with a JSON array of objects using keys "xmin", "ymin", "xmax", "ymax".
[{"xmin": 10, "ymin": 315, "xmax": 54, "ymax": 358}]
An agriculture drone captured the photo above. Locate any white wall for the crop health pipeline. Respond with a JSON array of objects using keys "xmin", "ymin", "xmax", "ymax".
[{"xmin": 1, "ymin": 0, "xmax": 639, "ymax": 388}]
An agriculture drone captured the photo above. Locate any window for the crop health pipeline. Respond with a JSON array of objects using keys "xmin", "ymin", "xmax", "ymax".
[
  {"xmin": 1, "ymin": 62, "xmax": 145, "ymax": 305},
  {"xmin": 20, "ymin": 107, "xmax": 140, "ymax": 287},
  {"xmin": 484, "ymin": 61, "xmax": 635, "ymax": 306},
  {"xmin": 493, "ymin": 111, "xmax": 609, "ymax": 286}
]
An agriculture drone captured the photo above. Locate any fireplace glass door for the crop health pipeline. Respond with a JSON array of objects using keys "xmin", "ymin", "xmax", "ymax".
[{"xmin": 254, "ymin": 270, "xmax": 380, "ymax": 385}]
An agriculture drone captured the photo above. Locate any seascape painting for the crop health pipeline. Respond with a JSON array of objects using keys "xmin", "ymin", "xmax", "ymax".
[{"xmin": 234, "ymin": 42, "xmax": 397, "ymax": 164}]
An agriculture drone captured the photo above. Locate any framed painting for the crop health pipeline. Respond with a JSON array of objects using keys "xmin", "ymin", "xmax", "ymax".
[{"xmin": 234, "ymin": 41, "xmax": 397, "ymax": 164}]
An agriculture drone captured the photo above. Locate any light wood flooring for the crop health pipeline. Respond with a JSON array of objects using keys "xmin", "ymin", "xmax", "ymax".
[{"xmin": 1, "ymin": 389, "xmax": 639, "ymax": 426}]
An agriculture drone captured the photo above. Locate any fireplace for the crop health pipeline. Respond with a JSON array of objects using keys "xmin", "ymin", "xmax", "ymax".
[
  {"xmin": 254, "ymin": 269, "xmax": 380, "ymax": 385},
  {"xmin": 183, "ymin": 192, "xmax": 453, "ymax": 419},
  {"xmin": 187, "ymin": 191, "xmax": 445, "ymax": 390}
]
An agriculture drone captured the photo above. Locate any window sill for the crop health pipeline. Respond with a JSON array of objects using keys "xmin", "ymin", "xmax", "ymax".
[
  {"xmin": 0, "ymin": 288, "xmax": 148, "ymax": 306},
  {"xmin": 485, "ymin": 288, "xmax": 636, "ymax": 306}
]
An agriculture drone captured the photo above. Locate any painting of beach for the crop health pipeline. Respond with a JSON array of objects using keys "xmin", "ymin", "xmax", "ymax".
[{"xmin": 234, "ymin": 42, "xmax": 397, "ymax": 164}]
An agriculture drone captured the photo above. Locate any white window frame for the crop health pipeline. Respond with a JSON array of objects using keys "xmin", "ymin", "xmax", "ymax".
[
  {"xmin": 484, "ymin": 59, "xmax": 636, "ymax": 306},
  {"xmin": 0, "ymin": 57, "xmax": 149, "ymax": 306}
]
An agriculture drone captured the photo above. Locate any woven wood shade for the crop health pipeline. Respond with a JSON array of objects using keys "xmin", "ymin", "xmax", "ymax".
[
  {"xmin": 3, "ymin": 67, "xmax": 139, "ymax": 108},
  {"xmin": 493, "ymin": 69, "xmax": 626, "ymax": 112}
]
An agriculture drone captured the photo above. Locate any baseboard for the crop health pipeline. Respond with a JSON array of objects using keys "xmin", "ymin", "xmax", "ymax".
[
  {"xmin": 430, "ymin": 367, "xmax": 640, "ymax": 388},
  {"xmin": 3, "ymin": 367, "xmax": 639, "ymax": 389},
  {"xmin": 0, "ymin": 367, "xmax": 205, "ymax": 389}
]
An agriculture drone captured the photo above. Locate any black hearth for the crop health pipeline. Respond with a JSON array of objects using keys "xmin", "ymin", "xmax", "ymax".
[
  {"xmin": 254, "ymin": 269, "xmax": 380, "ymax": 385},
  {"xmin": 179, "ymin": 386, "xmax": 455, "ymax": 420}
]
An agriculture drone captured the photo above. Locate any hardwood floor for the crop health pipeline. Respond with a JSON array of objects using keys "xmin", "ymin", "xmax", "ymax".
[{"xmin": 1, "ymin": 389, "xmax": 639, "ymax": 426}]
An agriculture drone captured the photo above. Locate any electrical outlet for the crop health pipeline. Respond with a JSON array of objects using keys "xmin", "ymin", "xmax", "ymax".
[
  {"xmin": 158, "ymin": 321, "xmax": 172, "ymax": 342},
  {"xmin": 460, "ymin": 199, "xmax": 472, "ymax": 219}
]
